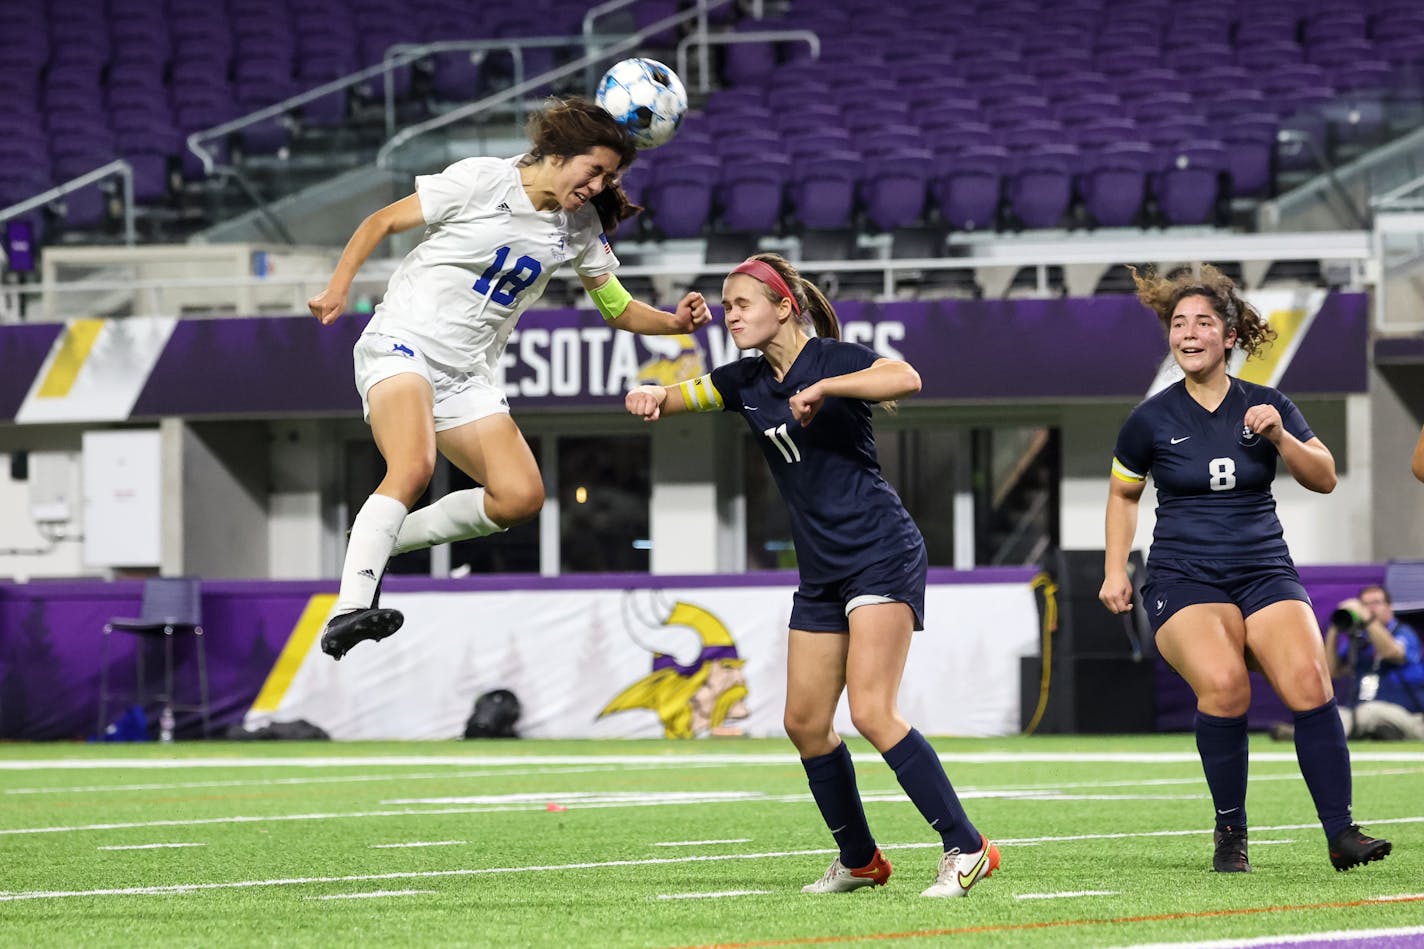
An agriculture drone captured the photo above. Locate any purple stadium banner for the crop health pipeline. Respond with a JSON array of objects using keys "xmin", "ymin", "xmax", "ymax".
[
  {"xmin": 0, "ymin": 293, "xmax": 1368, "ymax": 423},
  {"xmin": 0, "ymin": 564, "xmax": 1383, "ymax": 741}
]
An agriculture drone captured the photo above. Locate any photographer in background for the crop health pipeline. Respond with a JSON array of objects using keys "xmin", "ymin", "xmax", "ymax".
[{"xmin": 1325, "ymin": 585, "xmax": 1424, "ymax": 741}]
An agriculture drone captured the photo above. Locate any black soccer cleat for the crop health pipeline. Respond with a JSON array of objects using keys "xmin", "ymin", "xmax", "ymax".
[
  {"xmin": 1213, "ymin": 826, "xmax": 1252, "ymax": 873},
  {"xmin": 1328, "ymin": 824, "xmax": 1391, "ymax": 871},
  {"xmin": 320, "ymin": 608, "xmax": 404, "ymax": 660}
]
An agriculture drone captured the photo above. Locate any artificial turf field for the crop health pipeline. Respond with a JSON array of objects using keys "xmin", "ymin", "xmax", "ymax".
[{"xmin": 1, "ymin": 734, "xmax": 1421, "ymax": 948}]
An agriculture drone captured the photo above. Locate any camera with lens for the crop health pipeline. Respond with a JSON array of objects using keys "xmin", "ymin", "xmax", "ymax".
[{"xmin": 1331, "ymin": 602, "xmax": 1367, "ymax": 632}]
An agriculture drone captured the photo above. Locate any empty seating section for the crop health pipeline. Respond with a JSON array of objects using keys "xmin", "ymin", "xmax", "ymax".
[
  {"xmin": 631, "ymin": 0, "xmax": 1424, "ymax": 241},
  {"xmin": 2, "ymin": 0, "xmax": 1422, "ymax": 247},
  {"xmin": 0, "ymin": 0, "xmax": 599, "ymax": 235}
]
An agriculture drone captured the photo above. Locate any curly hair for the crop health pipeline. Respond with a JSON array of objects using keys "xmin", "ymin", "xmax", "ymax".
[
  {"xmin": 522, "ymin": 96, "xmax": 642, "ymax": 234},
  {"xmin": 1129, "ymin": 263, "xmax": 1276, "ymax": 359}
]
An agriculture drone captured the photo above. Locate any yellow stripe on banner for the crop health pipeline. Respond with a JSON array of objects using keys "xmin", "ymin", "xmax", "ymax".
[
  {"xmin": 250, "ymin": 593, "xmax": 337, "ymax": 714},
  {"xmin": 1237, "ymin": 308, "xmax": 1307, "ymax": 386},
  {"xmin": 36, "ymin": 319, "xmax": 105, "ymax": 398}
]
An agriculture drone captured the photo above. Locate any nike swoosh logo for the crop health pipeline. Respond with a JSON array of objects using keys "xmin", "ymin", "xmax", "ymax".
[
  {"xmin": 743, "ymin": 405, "xmax": 758, "ymax": 411},
  {"xmin": 957, "ymin": 849, "xmax": 989, "ymax": 889},
  {"xmin": 829, "ymin": 825, "xmax": 846, "ymax": 835},
  {"xmin": 1170, "ymin": 436, "xmax": 1191, "ymax": 444}
]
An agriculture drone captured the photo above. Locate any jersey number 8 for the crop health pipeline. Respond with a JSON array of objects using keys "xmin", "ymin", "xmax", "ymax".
[
  {"xmin": 1209, "ymin": 457, "xmax": 1236, "ymax": 491},
  {"xmin": 473, "ymin": 245, "xmax": 543, "ymax": 306}
]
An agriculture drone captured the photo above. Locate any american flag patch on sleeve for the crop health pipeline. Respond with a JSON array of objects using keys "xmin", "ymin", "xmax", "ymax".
[{"xmin": 599, "ymin": 232, "xmax": 613, "ymax": 255}]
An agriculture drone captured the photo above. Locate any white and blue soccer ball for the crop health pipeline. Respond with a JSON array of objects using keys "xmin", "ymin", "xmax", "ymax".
[{"xmin": 596, "ymin": 57, "xmax": 688, "ymax": 150}]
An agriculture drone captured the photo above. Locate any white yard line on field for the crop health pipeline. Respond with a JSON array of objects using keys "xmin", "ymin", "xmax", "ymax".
[
  {"xmin": 3, "ymin": 819, "xmax": 1423, "ymax": 904},
  {"xmin": 3, "ymin": 751, "xmax": 1423, "ymax": 771},
  {"xmin": 368, "ymin": 841, "xmax": 466, "ymax": 849},
  {"xmin": 96, "ymin": 843, "xmax": 206, "ymax": 851},
  {"xmin": 1014, "ymin": 890, "xmax": 1119, "ymax": 900},
  {"xmin": 309, "ymin": 890, "xmax": 435, "ymax": 900},
  {"xmin": 656, "ymin": 890, "xmax": 773, "ymax": 900},
  {"xmin": 652, "ymin": 839, "xmax": 753, "ymax": 847},
  {"xmin": 1108, "ymin": 925, "xmax": 1424, "ymax": 948}
]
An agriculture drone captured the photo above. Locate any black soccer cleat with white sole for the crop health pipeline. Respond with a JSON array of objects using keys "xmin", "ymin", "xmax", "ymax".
[
  {"xmin": 1328, "ymin": 824, "xmax": 1391, "ymax": 871},
  {"xmin": 320, "ymin": 607, "xmax": 404, "ymax": 660}
]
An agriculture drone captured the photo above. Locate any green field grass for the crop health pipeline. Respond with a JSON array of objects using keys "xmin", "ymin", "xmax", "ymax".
[{"xmin": 1, "ymin": 735, "xmax": 1421, "ymax": 948}]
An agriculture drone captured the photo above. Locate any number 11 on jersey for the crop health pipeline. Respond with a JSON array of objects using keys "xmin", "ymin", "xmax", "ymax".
[{"xmin": 764, "ymin": 423, "xmax": 802, "ymax": 463}]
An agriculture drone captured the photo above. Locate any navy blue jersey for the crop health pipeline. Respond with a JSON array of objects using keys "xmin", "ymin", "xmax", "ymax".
[
  {"xmin": 1112, "ymin": 377, "xmax": 1314, "ymax": 561},
  {"xmin": 708, "ymin": 337, "xmax": 922, "ymax": 583}
]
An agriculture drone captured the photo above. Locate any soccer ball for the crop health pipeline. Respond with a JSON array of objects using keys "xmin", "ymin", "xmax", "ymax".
[{"xmin": 596, "ymin": 57, "xmax": 688, "ymax": 150}]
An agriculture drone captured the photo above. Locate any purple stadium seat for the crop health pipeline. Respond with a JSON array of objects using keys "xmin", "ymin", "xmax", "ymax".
[
  {"xmin": 920, "ymin": 103, "xmax": 989, "ymax": 134},
  {"xmin": 1028, "ymin": 47, "xmax": 1096, "ymax": 80},
  {"xmin": 703, "ymin": 89, "xmax": 765, "ymax": 115},
  {"xmin": 1136, "ymin": 116, "xmax": 1213, "ymax": 152},
  {"xmin": 1257, "ymin": 64, "xmax": 1331, "ymax": 100},
  {"xmin": 1096, "ymin": 48, "xmax": 1165, "ymax": 77},
  {"xmin": 1329, "ymin": 59, "xmax": 1395, "ymax": 93},
  {"xmin": 996, "ymin": 120, "xmax": 1067, "ymax": 152},
  {"xmin": 60, "ymin": 182, "xmax": 109, "ymax": 230},
  {"xmin": 925, "ymin": 123, "xmax": 995, "ymax": 154},
  {"xmin": 717, "ymin": 155, "xmax": 791, "ymax": 233},
  {"xmin": 1045, "ymin": 71, "xmax": 1116, "ymax": 102},
  {"xmin": 645, "ymin": 155, "xmax": 718, "ymax": 239},
  {"xmin": 782, "ymin": 131, "xmax": 851, "ymax": 164},
  {"xmin": 1184, "ymin": 66, "xmax": 1252, "ymax": 99},
  {"xmin": 1054, "ymin": 94, "xmax": 1124, "ymax": 126},
  {"xmin": 1234, "ymin": 14, "xmax": 1301, "ymax": 49},
  {"xmin": 774, "ymin": 104, "xmax": 842, "ymax": 139},
  {"xmin": 765, "ymin": 81, "xmax": 831, "ymax": 113},
  {"xmin": 984, "ymin": 97, "xmax": 1055, "ymax": 129},
  {"xmin": 931, "ymin": 144, "xmax": 1007, "ymax": 232},
  {"xmin": 788, "ymin": 149, "xmax": 859, "ymax": 230},
  {"xmin": 1306, "ymin": 37, "xmax": 1375, "ymax": 69},
  {"xmin": 1007, "ymin": 144, "xmax": 1077, "ymax": 229},
  {"xmin": 1236, "ymin": 39, "xmax": 1306, "ymax": 66},
  {"xmin": 1304, "ymin": 10, "xmax": 1369, "ymax": 45},
  {"xmin": 720, "ymin": 28, "xmax": 780, "ymax": 87},
  {"xmin": 1202, "ymin": 89, "xmax": 1273, "ymax": 123},
  {"xmin": 1072, "ymin": 116, "xmax": 1142, "ymax": 151},
  {"xmin": 1154, "ymin": 141, "xmax": 1227, "ymax": 225},
  {"xmin": 1220, "ymin": 114, "xmax": 1279, "ymax": 197},
  {"xmin": 858, "ymin": 126, "xmax": 923, "ymax": 160},
  {"xmin": 1079, "ymin": 141, "xmax": 1153, "ymax": 227},
  {"xmin": 1275, "ymin": 86, "xmax": 1336, "ymax": 172},
  {"xmin": 861, "ymin": 148, "xmax": 932, "ymax": 231},
  {"xmin": 1127, "ymin": 90, "xmax": 1196, "ymax": 123},
  {"xmin": 1375, "ymin": 34, "xmax": 1424, "ymax": 89}
]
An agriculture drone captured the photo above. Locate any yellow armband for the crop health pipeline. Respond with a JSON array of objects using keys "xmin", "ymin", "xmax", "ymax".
[
  {"xmin": 1111, "ymin": 458, "xmax": 1145, "ymax": 483},
  {"xmin": 588, "ymin": 275, "xmax": 633, "ymax": 322},
  {"xmin": 676, "ymin": 374, "xmax": 724, "ymax": 412}
]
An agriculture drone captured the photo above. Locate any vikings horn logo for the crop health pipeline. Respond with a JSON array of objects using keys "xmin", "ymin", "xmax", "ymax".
[
  {"xmin": 636, "ymin": 334, "xmax": 706, "ymax": 387},
  {"xmin": 599, "ymin": 590, "xmax": 749, "ymax": 739}
]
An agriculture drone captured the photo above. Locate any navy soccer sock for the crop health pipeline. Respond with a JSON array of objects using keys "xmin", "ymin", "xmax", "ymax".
[
  {"xmin": 1195, "ymin": 710, "xmax": 1249, "ymax": 830},
  {"xmin": 1292, "ymin": 699, "xmax": 1354, "ymax": 840},
  {"xmin": 801, "ymin": 741, "xmax": 877, "ymax": 868},
  {"xmin": 882, "ymin": 728, "xmax": 981, "ymax": 853}
]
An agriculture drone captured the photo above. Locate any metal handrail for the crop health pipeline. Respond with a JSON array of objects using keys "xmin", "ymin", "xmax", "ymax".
[
  {"xmin": 0, "ymin": 161, "xmax": 136, "ymax": 245},
  {"xmin": 676, "ymin": 29, "xmax": 821, "ymax": 93},
  {"xmin": 2, "ymin": 235, "xmax": 1373, "ymax": 308},
  {"xmin": 1371, "ymin": 170, "xmax": 1424, "ymax": 210},
  {"xmin": 377, "ymin": 0, "xmax": 732, "ymax": 170}
]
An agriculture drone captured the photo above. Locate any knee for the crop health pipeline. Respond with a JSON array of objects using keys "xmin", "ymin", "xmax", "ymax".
[
  {"xmin": 1195, "ymin": 671, "xmax": 1252, "ymax": 717},
  {"xmin": 848, "ymin": 702, "xmax": 902, "ymax": 750},
  {"xmin": 490, "ymin": 480, "xmax": 544, "ymax": 526},
  {"xmin": 384, "ymin": 455, "xmax": 436, "ymax": 507},
  {"xmin": 784, "ymin": 708, "xmax": 834, "ymax": 754}
]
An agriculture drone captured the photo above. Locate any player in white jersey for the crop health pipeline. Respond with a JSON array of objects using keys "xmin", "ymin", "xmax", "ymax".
[{"xmin": 307, "ymin": 98, "xmax": 711, "ymax": 659}]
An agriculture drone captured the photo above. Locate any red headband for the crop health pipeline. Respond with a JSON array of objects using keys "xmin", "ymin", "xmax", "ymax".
[{"xmin": 731, "ymin": 259, "xmax": 800, "ymax": 314}]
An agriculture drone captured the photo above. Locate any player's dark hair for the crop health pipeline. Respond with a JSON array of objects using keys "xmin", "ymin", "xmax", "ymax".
[
  {"xmin": 746, "ymin": 253, "xmax": 841, "ymax": 341},
  {"xmin": 523, "ymin": 96, "xmax": 642, "ymax": 234},
  {"xmin": 1129, "ymin": 263, "xmax": 1276, "ymax": 358}
]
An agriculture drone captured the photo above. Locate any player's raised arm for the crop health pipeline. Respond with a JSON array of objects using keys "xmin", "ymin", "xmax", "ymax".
[
  {"xmin": 582, "ymin": 273, "xmax": 711, "ymax": 335},
  {"xmin": 790, "ymin": 358, "xmax": 921, "ymax": 426}
]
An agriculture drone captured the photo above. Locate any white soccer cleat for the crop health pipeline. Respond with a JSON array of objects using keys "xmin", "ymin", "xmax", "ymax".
[
  {"xmin": 801, "ymin": 848, "xmax": 892, "ymax": 893},
  {"xmin": 921, "ymin": 835, "xmax": 1000, "ymax": 898}
]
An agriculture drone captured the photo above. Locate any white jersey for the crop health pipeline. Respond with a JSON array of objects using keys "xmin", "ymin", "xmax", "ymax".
[{"xmin": 365, "ymin": 155, "xmax": 619, "ymax": 377}]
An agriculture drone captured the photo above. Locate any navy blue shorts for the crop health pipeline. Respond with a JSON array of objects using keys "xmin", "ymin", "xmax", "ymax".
[
  {"xmin": 1141, "ymin": 555, "xmax": 1311, "ymax": 634},
  {"xmin": 790, "ymin": 545, "xmax": 927, "ymax": 633}
]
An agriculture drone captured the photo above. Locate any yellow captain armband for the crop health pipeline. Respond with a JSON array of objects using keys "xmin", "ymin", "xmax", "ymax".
[
  {"xmin": 676, "ymin": 374, "xmax": 724, "ymax": 413},
  {"xmin": 1111, "ymin": 458, "xmax": 1146, "ymax": 483},
  {"xmin": 588, "ymin": 275, "xmax": 633, "ymax": 322}
]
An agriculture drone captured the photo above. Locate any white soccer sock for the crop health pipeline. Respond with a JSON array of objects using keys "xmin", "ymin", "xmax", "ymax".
[
  {"xmin": 334, "ymin": 493, "xmax": 408, "ymax": 614},
  {"xmin": 391, "ymin": 487, "xmax": 505, "ymax": 556}
]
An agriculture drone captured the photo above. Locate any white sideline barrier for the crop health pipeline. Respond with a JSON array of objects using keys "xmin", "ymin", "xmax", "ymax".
[{"xmin": 248, "ymin": 580, "xmax": 1040, "ymax": 740}]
